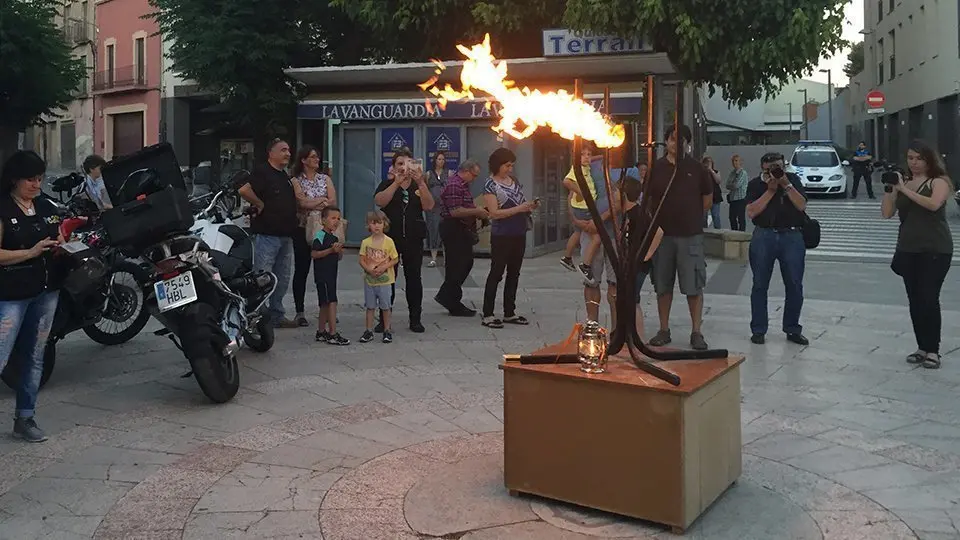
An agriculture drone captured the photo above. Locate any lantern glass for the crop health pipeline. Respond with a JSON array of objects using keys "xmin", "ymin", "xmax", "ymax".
[{"xmin": 578, "ymin": 320, "xmax": 608, "ymax": 373}]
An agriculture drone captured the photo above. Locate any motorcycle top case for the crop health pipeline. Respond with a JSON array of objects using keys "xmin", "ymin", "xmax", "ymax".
[
  {"xmin": 101, "ymin": 143, "xmax": 187, "ymax": 206},
  {"xmin": 101, "ymin": 185, "xmax": 194, "ymax": 249}
]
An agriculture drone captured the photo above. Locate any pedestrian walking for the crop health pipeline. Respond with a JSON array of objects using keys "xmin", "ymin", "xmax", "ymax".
[
  {"xmin": 882, "ymin": 140, "xmax": 953, "ymax": 369},
  {"xmin": 480, "ymin": 148, "xmax": 538, "ymax": 328},
  {"xmin": 726, "ymin": 154, "xmax": 748, "ymax": 231},
  {"xmin": 436, "ymin": 159, "xmax": 486, "ymax": 316},
  {"xmin": 644, "ymin": 125, "xmax": 713, "ymax": 350},
  {"xmin": 745, "ymin": 152, "xmax": 809, "ymax": 345},
  {"xmin": 702, "ymin": 156, "xmax": 723, "ymax": 229}
]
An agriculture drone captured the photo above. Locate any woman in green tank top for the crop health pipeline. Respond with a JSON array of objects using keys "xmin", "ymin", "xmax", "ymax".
[{"xmin": 880, "ymin": 140, "xmax": 954, "ymax": 370}]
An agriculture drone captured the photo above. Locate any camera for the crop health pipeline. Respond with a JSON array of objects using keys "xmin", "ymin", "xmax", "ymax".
[
  {"xmin": 768, "ymin": 165, "xmax": 785, "ymax": 179},
  {"xmin": 876, "ymin": 161, "xmax": 904, "ymax": 185}
]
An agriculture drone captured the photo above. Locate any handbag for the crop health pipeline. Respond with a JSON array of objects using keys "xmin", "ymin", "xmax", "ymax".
[{"xmin": 800, "ymin": 212, "xmax": 820, "ymax": 249}]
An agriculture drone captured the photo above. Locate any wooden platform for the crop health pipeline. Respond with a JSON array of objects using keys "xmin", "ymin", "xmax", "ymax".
[{"xmin": 500, "ymin": 340, "xmax": 745, "ymax": 533}]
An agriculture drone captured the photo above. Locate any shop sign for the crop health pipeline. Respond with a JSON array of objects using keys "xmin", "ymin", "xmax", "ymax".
[
  {"xmin": 426, "ymin": 127, "xmax": 461, "ymax": 173},
  {"xmin": 380, "ymin": 127, "xmax": 414, "ymax": 181},
  {"xmin": 541, "ymin": 29, "xmax": 652, "ymax": 57},
  {"xmin": 298, "ymin": 97, "xmax": 642, "ymax": 121}
]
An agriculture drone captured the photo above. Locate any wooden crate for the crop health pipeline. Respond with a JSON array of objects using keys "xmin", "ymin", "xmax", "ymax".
[{"xmin": 500, "ymin": 348, "xmax": 744, "ymax": 533}]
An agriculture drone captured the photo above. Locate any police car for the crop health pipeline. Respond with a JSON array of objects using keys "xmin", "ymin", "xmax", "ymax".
[{"xmin": 785, "ymin": 141, "xmax": 850, "ymax": 197}]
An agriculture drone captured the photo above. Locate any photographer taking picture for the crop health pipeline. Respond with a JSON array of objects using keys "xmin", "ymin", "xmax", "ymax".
[
  {"xmin": 745, "ymin": 152, "xmax": 809, "ymax": 346},
  {"xmin": 881, "ymin": 140, "xmax": 954, "ymax": 370}
]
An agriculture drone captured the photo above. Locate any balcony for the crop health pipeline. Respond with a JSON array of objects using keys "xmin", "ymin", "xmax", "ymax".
[
  {"xmin": 93, "ymin": 65, "xmax": 148, "ymax": 94},
  {"xmin": 62, "ymin": 18, "xmax": 93, "ymax": 46}
]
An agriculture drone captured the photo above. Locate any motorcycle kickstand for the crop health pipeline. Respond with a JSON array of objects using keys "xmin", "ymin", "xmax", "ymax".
[{"xmin": 154, "ymin": 329, "xmax": 193, "ymax": 378}]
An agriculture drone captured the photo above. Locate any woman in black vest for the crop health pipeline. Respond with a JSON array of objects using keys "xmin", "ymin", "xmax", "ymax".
[{"xmin": 0, "ymin": 151, "xmax": 63, "ymax": 443}]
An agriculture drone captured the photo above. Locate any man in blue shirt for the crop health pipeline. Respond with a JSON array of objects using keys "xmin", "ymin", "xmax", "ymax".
[
  {"xmin": 82, "ymin": 155, "xmax": 112, "ymax": 211},
  {"xmin": 851, "ymin": 141, "xmax": 875, "ymax": 199}
]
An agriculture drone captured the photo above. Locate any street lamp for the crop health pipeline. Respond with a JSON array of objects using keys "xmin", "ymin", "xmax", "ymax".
[
  {"xmin": 797, "ymin": 89, "xmax": 808, "ymax": 139},
  {"xmin": 820, "ymin": 69, "xmax": 834, "ymax": 142}
]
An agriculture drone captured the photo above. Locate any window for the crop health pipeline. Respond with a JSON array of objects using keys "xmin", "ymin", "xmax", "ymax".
[
  {"xmin": 791, "ymin": 150, "xmax": 840, "ymax": 167},
  {"xmin": 877, "ymin": 0, "xmax": 883, "ymax": 22},
  {"xmin": 106, "ymin": 43, "xmax": 115, "ymax": 84},
  {"xmin": 888, "ymin": 0, "xmax": 894, "ymax": 13},
  {"xmin": 889, "ymin": 30, "xmax": 896, "ymax": 80},
  {"xmin": 877, "ymin": 39, "xmax": 884, "ymax": 85},
  {"xmin": 135, "ymin": 37, "xmax": 145, "ymax": 83}
]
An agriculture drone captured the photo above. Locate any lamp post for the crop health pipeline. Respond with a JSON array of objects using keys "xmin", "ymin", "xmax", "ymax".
[
  {"xmin": 820, "ymin": 69, "xmax": 834, "ymax": 142},
  {"xmin": 797, "ymin": 89, "xmax": 808, "ymax": 139},
  {"xmin": 788, "ymin": 102, "xmax": 794, "ymax": 141}
]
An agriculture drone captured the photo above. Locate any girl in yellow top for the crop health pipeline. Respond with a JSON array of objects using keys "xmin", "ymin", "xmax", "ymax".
[
  {"xmin": 358, "ymin": 210, "xmax": 399, "ymax": 343},
  {"xmin": 561, "ymin": 146, "xmax": 603, "ymax": 285}
]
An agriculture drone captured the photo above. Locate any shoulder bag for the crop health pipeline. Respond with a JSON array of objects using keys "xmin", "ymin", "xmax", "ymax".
[{"xmin": 800, "ymin": 212, "xmax": 820, "ymax": 249}]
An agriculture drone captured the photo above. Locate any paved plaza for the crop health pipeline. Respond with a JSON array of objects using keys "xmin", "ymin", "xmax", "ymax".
[{"xmin": 2, "ymin": 253, "xmax": 960, "ymax": 539}]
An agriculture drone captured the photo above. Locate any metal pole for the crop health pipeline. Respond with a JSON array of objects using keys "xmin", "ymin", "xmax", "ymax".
[
  {"xmin": 646, "ymin": 75, "xmax": 654, "ymax": 168},
  {"xmin": 827, "ymin": 71, "xmax": 834, "ymax": 142},
  {"xmin": 873, "ymin": 116, "xmax": 880, "ymax": 161},
  {"xmin": 788, "ymin": 103, "xmax": 793, "ymax": 140}
]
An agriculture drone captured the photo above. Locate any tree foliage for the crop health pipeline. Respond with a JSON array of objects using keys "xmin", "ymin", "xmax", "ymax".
[
  {"xmin": 843, "ymin": 41, "xmax": 865, "ymax": 78},
  {"xmin": 0, "ymin": 0, "xmax": 86, "ymax": 158},
  {"xmin": 336, "ymin": 0, "xmax": 848, "ymax": 108},
  {"xmin": 146, "ymin": 0, "xmax": 388, "ymax": 158}
]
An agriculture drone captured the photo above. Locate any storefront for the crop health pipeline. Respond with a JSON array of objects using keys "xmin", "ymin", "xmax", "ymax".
[{"xmin": 286, "ymin": 31, "xmax": 689, "ymax": 255}]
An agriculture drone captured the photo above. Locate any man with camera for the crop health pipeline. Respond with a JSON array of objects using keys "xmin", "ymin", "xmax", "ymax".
[{"xmin": 745, "ymin": 152, "xmax": 809, "ymax": 345}]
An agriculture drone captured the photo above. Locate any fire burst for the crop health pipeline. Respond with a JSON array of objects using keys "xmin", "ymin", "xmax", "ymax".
[{"xmin": 420, "ymin": 34, "xmax": 626, "ymax": 148}]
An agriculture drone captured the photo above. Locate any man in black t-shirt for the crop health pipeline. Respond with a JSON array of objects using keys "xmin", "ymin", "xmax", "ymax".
[
  {"xmin": 744, "ymin": 152, "xmax": 810, "ymax": 346},
  {"xmin": 238, "ymin": 139, "xmax": 302, "ymax": 328}
]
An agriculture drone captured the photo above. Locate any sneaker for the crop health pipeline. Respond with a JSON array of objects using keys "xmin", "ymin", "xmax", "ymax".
[
  {"xmin": 295, "ymin": 313, "xmax": 309, "ymax": 327},
  {"xmin": 786, "ymin": 333, "xmax": 809, "ymax": 346},
  {"xmin": 649, "ymin": 329, "xmax": 672, "ymax": 346},
  {"xmin": 560, "ymin": 256, "xmax": 576, "ymax": 271},
  {"xmin": 382, "ymin": 331, "xmax": 393, "ymax": 343},
  {"xmin": 750, "ymin": 333, "xmax": 766, "ymax": 345},
  {"xmin": 409, "ymin": 319, "xmax": 425, "ymax": 333},
  {"xmin": 315, "ymin": 330, "xmax": 330, "ymax": 342},
  {"xmin": 428, "ymin": 259, "xmax": 437, "ymax": 268},
  {"xmin": 690, "ymin": 332, "xmax": 708, "ymax": 350},
  {"xmin": 578, "ymin": 263, "xmax": 595, "ymax": 284},
  {"xmin": 359, "ymin": 330, "xmax": 375, "ymax": 343},
  {"xmin": 327, "ymin": 333, "xmax": 350, "ymax": 346},
  {"xmin": 13, "ymin": 416, "xmax": 47, "ymax": 443}
]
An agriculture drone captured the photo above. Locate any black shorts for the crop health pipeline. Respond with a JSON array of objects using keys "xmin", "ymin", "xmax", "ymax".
[{"xmin": 316, "ymin": 278, "xmax": 338, "ymax": 305}]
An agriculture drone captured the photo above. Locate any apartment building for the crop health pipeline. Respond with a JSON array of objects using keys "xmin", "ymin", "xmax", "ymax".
[
  {"xmin": 847, "ymin": 0, "xmax": 960, "ymax": 173},
  {"xmin": 24, "ymin": 1, "xmax": 96, "ymax": 170},
  {"xmin": 93, "ymin": 0, "xmax": 162, "ymax": 160}
]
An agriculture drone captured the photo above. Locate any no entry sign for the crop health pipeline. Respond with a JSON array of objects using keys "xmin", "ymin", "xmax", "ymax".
[{"xmin": 866, "ymin": 90, "xmax": 886, "ymax": 108}]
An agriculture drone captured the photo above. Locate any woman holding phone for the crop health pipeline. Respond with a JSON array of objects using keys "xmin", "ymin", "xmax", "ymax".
[
  {"xmin": 373, "ymin": 148, "xmax": 434, "ymax": 333},
  {"xmin": 480, "ymin": 148, "xmax": 538, "ymax": 328}
]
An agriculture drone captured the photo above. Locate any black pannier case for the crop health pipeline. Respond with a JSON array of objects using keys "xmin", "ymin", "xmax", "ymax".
[
  {"xmin": 102, "ymin": 186, "xmax": 194, "ymax": 249},
  {"xmin": 101, "ymin": 143, "xmax": 187, "ymax": 206}
]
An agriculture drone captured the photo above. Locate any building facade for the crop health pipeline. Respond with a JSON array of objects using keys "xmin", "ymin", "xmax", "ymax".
[
  {"xmin": 93, "ymin": 0, "xmax": 163, "ymax": 160},
  {"xmin": 23, "ymin": 0, "xmax": 96, "ymax": 170},
  {"xmin": 287, "ymin": 31, "xmax": 689, "ymax": 256},
  {"xmin": 846, "ymin": 0, "xmax": 960, "ymax": 172}
]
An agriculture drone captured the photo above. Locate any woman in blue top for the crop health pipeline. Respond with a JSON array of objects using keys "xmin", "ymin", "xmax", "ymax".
[{"xmin": 480, "ymin": 148, "xmax": 538, "ymax": 328}]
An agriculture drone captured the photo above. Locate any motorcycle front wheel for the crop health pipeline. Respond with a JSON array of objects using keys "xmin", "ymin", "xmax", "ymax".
[
  {"xmin": 83, "ymin": 261, "xmax": 151, "ymax": 346},
  {"xmin": 179, "ymin": 302, "xmax": 239, "ymax": 403},
  {"xmin": 1, "ymin": 341, "xmax": 57, "ymax": 391}
]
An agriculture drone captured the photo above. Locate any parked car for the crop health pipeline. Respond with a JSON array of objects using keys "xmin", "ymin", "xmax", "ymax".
[{"xmin": 785, "ymin": 140, "xmax": 851, "ymax": 198}]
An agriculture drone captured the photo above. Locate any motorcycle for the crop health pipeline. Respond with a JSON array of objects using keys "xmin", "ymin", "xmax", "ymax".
[
  {"xmin": 127, "ymin": 179, "xmax": 277, "ymax": 403},
  {"xmin": 1, "ymin": 174, "xmax": 152, "ymax": 391}
]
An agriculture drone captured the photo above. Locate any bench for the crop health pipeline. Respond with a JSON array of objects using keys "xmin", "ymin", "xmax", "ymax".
[{"xmin": 703, "ymin": 229, "xmax": 751, "ymax": 261}]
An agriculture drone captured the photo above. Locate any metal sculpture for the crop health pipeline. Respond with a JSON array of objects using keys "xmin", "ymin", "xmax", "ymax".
[{"xmin": 569, "ymin": 79, "xmax": 730, "ymax": 386}]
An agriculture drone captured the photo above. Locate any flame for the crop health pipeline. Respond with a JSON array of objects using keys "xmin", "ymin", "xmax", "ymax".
[{"xmin": 420, "ymin": 34, "xmax": 625, "ymax": 148}]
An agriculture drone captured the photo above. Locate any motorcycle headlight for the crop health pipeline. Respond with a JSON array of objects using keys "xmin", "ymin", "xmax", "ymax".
[{"xmin": 829, "ymin": 174, "xmax": 844, "ymax": 182}]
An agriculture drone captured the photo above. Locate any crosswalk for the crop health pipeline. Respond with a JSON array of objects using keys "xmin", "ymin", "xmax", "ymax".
[{"xmin": 804, "ymin": 199, "xmax": 960, "ymax": 264}]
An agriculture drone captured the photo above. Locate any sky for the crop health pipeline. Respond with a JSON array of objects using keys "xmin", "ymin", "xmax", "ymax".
[{"xmin": 808, "ymin": 0, "xmax": 865, "ymax": 87}]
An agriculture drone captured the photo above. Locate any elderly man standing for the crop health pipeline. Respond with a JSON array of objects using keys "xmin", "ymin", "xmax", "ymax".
[
  {"xmin": 238, "ymin": 138, "xmax": 300, "ymax": 328},
  {"xmin": 644, "ymin": 125, "xmax": 714, "ymax": 350},
  {"xmin": 436, "ymin": 159, "xmax": 486, "ymax": 316}
]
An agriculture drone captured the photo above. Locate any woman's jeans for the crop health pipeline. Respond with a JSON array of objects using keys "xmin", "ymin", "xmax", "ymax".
[
  {"xmin": 292, "ymin": 228, "xmax": 312, "ymax": 314},
  {"xmin": 898, "ymin": 251, "xmax": 951, "ymax": 353},
  {"xmin": 728, "ymin": 199, "xmax": 747, "ymax": 231},
  {"xmin": 483, "ymin": 235, "xmax": 526, "ymax": 318},
  {"xmin": 0, "ymin": 290, "xmax": 59, "ymax": 418},
  {"xmin": 704, "ymin": 203, "xmax": 722, "ymax": 229}
]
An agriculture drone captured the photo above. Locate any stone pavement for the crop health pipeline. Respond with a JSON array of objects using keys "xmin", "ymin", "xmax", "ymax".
[{"xmin": 2, "ymin": 254, "xmax": 960, "ymax": 539}]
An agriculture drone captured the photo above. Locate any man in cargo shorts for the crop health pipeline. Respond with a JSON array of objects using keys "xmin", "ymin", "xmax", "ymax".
[{"xmin": 644, "ymin": 125, "xmax": 713, "ymax": 350}]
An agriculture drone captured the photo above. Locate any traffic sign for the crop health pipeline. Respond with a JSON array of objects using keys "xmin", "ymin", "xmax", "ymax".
[
  {"xmin": 867, "ymin": 107, "xmax": 885, "ymax": 114},
  {"xmin": 866, "ymin": 90, "xmax": 886, "ymax": 108}
]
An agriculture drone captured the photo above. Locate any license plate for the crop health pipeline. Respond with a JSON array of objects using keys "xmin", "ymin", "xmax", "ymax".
[{"xmin": 154, "ymin": 271, "xmax": 198, "ymax": 312}]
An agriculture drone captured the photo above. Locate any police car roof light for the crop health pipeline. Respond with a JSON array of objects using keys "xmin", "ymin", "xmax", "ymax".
[{"xmin": 797, "ymin": 140, "xmax": 834, "ymax": 146}]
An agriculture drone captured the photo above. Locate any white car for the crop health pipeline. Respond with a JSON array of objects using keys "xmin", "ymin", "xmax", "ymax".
[{"xmin": 785, "ymin": 141, "xmax": 850, "ymax": 197}]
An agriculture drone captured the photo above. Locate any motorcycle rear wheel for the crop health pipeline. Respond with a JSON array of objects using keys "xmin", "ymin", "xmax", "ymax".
[
  {"xmin": 180, "ymin": 302, "xmax": 239, "ymax": 403},
  {"xmin": 242, "ymin": 317, "xmax": 275, "ymax": 353},
  {"xmin": 83, "ymin": 261, "xmax": 151, "ymax": 346},
  {"xmin": 1, "ymin": 341, "xmax": 57, "ymax": 391}
]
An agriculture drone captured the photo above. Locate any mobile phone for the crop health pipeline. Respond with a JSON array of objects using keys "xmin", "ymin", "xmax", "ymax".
[{"xmin": 412, "ymin": 158, "xmax": 424, "ymax": 172}]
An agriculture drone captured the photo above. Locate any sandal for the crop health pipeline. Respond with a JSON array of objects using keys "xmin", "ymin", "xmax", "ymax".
[
  {"xmin": 906, "ymin": 351, "xmax": 926, "ymax": 364},
  {"xmin": 481, "ymin": 316, "xmax": 504, "ymax": 329},
  {"xmin": 921, "ymin": 354, "xmax": 942, "ymax": 370},
  {"xmin": 503, "ymin": 315, "xmax": 529, "ymax": 325}
]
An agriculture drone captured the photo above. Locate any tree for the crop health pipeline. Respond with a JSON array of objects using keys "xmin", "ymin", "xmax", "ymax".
[
  {"xmin": 147, "ymin": 0, "xmax": 387, "ymax": 161},
  {"xmin": 336, "ymin": 0, "xmax": 848, "ymax": 108},
  {"xmin": 0, "ymin": 0, "xmax": 86, "ymax": 163},
  {"xmin": 844, "ymin": 41, "xmax": 865, "ymax": 78}
]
